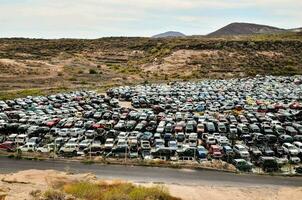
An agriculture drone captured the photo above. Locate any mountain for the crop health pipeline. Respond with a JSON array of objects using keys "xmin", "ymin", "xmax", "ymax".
[
  {"xmin": 208, "ymin": 22, "xmax": 286, "ymax": 36},
  {"xmin": 152, "ymin": 31, "xmax": 186, "ymax": 38}
]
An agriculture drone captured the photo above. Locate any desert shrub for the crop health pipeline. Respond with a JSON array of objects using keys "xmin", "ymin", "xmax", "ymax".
[
  {"xmin": 89, "ymin": 69, "xmax": 97, "ymax": 74},
  {"xmin": 63, "ymin": 181, "xmax": 180, "ymax": 200},
  {"xmin": 43, "ymin": 189, "xmax": 65, "ymax": 200},
  {"xmin": 64, "ymin": 182, "xmax": 101, "ymax": 200},
  {"xmin": 68, "ymin": 77, "xmax": 77, "ymax": 81},
  {"xmin": 129, "ymin": 185, "xmax": 173, "ymax": 200},
  {"xmin": 30, "ymin": 189, "xmax": 41, "ymax": 198}
]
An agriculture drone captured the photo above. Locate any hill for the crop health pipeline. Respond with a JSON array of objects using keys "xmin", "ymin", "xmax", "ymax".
[
  {"xmin": 208, "ymin": 22, "xmax": 286, "ymax": 36},
  {"xmin": 152, "ymin": 31, "xmax": 186, "ymax": 38},
  {"xmin": 289, "ymin": 27, "xmax": 302, "ymax": 32},
  {"xmin": 0, "ymin": 33, "xmax": 301, "ymax": 98}
]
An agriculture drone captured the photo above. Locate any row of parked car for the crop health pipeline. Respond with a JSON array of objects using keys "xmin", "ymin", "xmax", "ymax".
[{"xmin": 0, "ymin": 76, "xmax": 302, "ymax": 173}]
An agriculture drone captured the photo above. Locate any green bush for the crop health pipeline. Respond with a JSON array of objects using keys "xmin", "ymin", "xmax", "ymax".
[{"xmin": 89, "ymin": 69, "xmax": 98, "ymax": 74}]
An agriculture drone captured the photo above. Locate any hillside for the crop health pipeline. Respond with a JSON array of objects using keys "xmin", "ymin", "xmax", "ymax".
[
  {"xmin": 152, "ymin": 31, "xmax": 186, "ymax": 38},
  {"xmin": 0, "ymin": 33, "xmax": 301, "ymax": 97},
  {"xmin": 289, "ymin": 27, "xmax": 302, "ymax": 32},
  {"xmin": 208, "ymin": 22, "xmax": 286, "ymax": 36}
]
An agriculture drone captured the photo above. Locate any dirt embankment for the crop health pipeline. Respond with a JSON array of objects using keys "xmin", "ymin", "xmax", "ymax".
[
  {"xmin": 0, "ymin": 170, "xmax": 301, "ymax": 200},
  {"xmin": 0, "ymin": 35, "xmax": 301, "ymax": 91}
]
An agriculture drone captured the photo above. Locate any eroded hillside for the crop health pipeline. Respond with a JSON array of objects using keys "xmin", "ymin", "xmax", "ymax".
[{"xmin": 0, "ymin": 33, "xmax": 301, "ymax": 94}]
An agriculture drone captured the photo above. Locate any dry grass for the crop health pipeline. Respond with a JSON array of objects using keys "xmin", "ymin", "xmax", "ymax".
[
  {"xmin": 0, "ymin": 188, "xmax": 7, "ymax": 200},
  {"xmin": 0, "ymin": 34, "xmax": 301, "ymax": 93},
  {"xmin": 62, "ymin": 181, "xmax": 181, "ymax": 200}
]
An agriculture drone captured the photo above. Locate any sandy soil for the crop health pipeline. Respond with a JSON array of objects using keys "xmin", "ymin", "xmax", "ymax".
[
  {"xmin": 0, "ymin": 170, "xmax": 301, "ymax": 200},
  {"xmin": 0, "ymin": 170, "xmax": 96, "ymax": 200},
  {"xmin": 166, "ymin": 184, "xmax": 302, "ymax": 200}
]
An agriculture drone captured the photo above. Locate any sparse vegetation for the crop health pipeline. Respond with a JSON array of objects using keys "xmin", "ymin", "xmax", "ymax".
[
  {"xmin": 43, "ymin": 189, "xmax": 65, "ymax": 200},
  {"xmin": 0, "ymin": 87, "xmax": 68, "ymax": 100},
  {"xmin": 89, "ymin": 69, "xmax": 98, "ymax": 74},
  {"xmin": 0, "ymin": 33, "xmax": 301, "ymax": 95},
  {"xmin": 62, "ymin": 181, "xmax": 181, "ymax": 200}
]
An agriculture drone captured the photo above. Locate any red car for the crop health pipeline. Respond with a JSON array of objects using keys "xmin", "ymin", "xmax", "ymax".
[
  {"xmin": 92, "ymin": 123, "xmax": 105, "ymax": 129},
  {"xmin": 174, "ymin": 122, "xmax": 184, "ymax": 133},
  {"xmin": 290, "ymin": 102, "xmax": 302, "ymax": 110},
  {"xmin": 46, "ymin": 118, "xmax": 61, "ymax": 127},
  {"xmin": 209, "ymin": 145, "xmax": 222, "ymax": 159},
  {"xmin": 0, "ymin": 141, "xmax": 16, "ymax": 152},
  {"xmin": 274, "ymin": 103, "xmax": 285, "ymax": 110}
]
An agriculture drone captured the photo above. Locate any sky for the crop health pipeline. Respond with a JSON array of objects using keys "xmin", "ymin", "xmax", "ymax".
[{"xmin": 0, "ymin": 0, "xmax": 301, "ymax": 38}]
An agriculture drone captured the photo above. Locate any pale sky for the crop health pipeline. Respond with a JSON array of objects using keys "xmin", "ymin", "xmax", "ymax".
[{"xmin": 0, "ymin": 0, "xmax": 301, "ymax": 38}]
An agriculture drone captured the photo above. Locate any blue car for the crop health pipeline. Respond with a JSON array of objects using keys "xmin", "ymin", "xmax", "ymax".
[
  {"xmin": 197, "ymin": 146, "xmax": 208, "ymax": 159},
  {"xmin": 195, "ymin": 104, "xmax": 205, "ymax": 112}
]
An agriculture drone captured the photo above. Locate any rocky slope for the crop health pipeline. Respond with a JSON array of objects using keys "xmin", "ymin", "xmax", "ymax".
[{"xmin": 0, "ymin": 33, "xmax": 301, "ymax": 93}]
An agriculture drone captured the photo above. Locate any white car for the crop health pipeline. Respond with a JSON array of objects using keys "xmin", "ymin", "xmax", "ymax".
[
  {"xmin": 59, "ymin": 144, "xmax": 78, "ymax": 156},
  {"xmin": 36, "ymin": 143, "xmax": 55, "ymax": 153},
  {"xmin": 234, "ymin": 144, "xmax": 250, "ymax": 158},
  {"xmin": 104, "ymin": 138, "xmax": 115, "ymax": 151},
  {"xmin": 282, "ymin": 143, "xmax": 299, "ymax": 156},
  {"xmin": 289, "ymin": 156, "xmax": 301, "ymax": 164},
  {"xmin": 15, "ymin": 134, "xmax": 28, "ymax": 145},
  {"xmin": 18, "ymin": 143, "xmax": 36, "ymax": 152},
  {"xmin": 293, "ymin": 141, "xmax": 302, "ymax": 154},
  {"xmin": 206, "ymin": 136, "xmax": 216, "ymax": 145}
]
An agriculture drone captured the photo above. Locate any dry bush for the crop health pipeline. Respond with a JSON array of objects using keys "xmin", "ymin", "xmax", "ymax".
[
  {"xmin": 62, "ymin": 181, "xmax": 181, "ymax": 200},
  {"xmin": 43, "ymin": 189, "xmax": 65, "ymax": 200}
]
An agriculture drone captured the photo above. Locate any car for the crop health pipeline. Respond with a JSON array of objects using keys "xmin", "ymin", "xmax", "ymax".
[
  {"xmin": 197, "ymin": 145, "xmax": 208, "ymax": 160},
  {"xmin": 83, "ymin": 142, "xmax": 102, "ymax": 156},
  {"xmin": 0, "ymin": 141, "xmax": 16, "ymax": 152},
  {"xmin": 196, "ymin": 124, "xmax": 205, "ymax": 137},
  {"xmin": 217, "ymin": 136, "xmax": 230, "ymax": 147},
  {"xmin": 233, "ymin": 144, "xmax": 250, "ymax": 159},
  {"xmin": 77, "ymin": 139, "xmax": 92, "ymax": 156},
  {"xmin": 209, "ymin": 145, "xmax": 222, "ymax": 159},
  {"xmin": 140, "ymin": 140, "xmax": 151, "ymax": 151},
  {"xmin": 104, "ymin": 138, "xmax": 115, "ymax": 152},
  {"xmin": 59, "ymin": 143, "xmax": 78, "ymax": 156},
  {"xmin": 259, "ymin": 156, "xmax": 279, "ymax": 172},
  {"xmin": 177, "ymin": 147, "xmax": 197, "ymax": 159},
  {"xmin": 289, "ymin": 156, "xmax": 301, "ymax": 164},
  {"xmin": 279, "ymin": 134, "xmax": 293, "ymax": 143},
  {"xmin": 206, "ymin": 135, "xmax": 216, "ymax": 145},
  {"xmin": 18, "ymin": 143, "xmax": 36, "ymax": 152},
  {"xmin": 233, "ymin": 159, "xmax": 253, "ymax": 172},
  {"xmin": 260, "ymin": 146, "xmax": 275, "ymax": 156},
  {"xmin": 222, "ymin": 145, "xmax": 234, "ymax": 157},
  {"xmin": 282, "ymin": 143, "xmax": 299, "ymax": 156},
  {"xmin": 205, "ymin": 122, "xmax": 216, "ymax": 133},
  {"xmin": 293, "ymin": 141, "xmax": 302, "ymax": 155},
  {"xmin": 15, "ymin": 134, "xmax": 28, "ymax": 145},
  {"xmin": 176, "ymin": 132, "xmax": 185, "ymax": 142},
  {"xmin": 36, "ymin": 143, "xmax": 56, "ymax": 153},
  {"xmin": 154, "ymin": 139, "xmax": 165, "ymax": 148}
]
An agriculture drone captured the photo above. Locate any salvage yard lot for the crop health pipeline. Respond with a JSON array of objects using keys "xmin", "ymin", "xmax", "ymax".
[{"xmin": 0, "ymin": 76, "xmax": 302, "ymax": 174}]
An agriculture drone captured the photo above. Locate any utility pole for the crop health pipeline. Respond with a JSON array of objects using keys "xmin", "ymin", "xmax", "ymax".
[
  {"xmin": 54, "ymin": 139, "xmax": 56, "ymax": 160},
  {"xmin": 125, "ymin": 145, "xmax": 127, "ymax": 163}
]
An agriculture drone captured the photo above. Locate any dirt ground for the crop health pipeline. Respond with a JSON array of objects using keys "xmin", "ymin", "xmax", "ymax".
[
  {"xmin": 165, "ymin": 184, "xmax": 302, "ymax": 200},
  {"xmin": 0, "ymin": 170, "xmax": 301, "ymax": 200}
]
